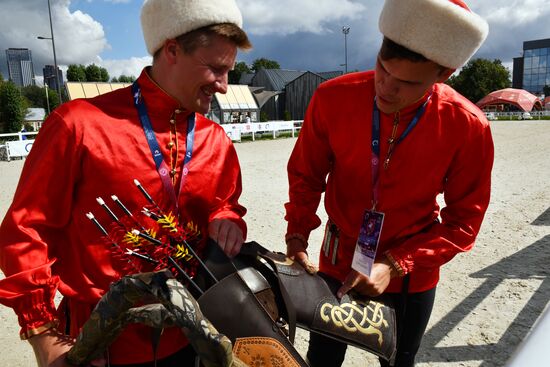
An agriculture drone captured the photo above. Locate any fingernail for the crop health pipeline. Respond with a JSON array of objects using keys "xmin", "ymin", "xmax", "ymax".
[{"xmin": 337, "ymin": 291, "xmax": 343, "ymax": 298}]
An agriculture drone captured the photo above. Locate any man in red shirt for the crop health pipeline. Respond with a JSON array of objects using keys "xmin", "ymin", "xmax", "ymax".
[
  {"xmin": 285, "ymin": 0, "xmax": 493, "ymax": 366},
  {"xmin": 0, "ymin": 0, "xmax": 251, "ymax": 365}
]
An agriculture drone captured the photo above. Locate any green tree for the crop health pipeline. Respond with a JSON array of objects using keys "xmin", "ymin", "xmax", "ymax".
[
  {"xmin": 229, "ymin": 61, "xmax": 251, "ymax": 84},
  {"xmin": 446, "ymin": 58, "xmax": 511, "ymax": 103},
  {"xmin": 20, "ymin": 85, "xmax": 60, "ymax": 113},
  {"xmin": 543, "ymin": 85, "xmax": 550, "ymax": 97},
  {"xmin": 22, "ymin": 85, "xmax": 45, "ymax": 107},
  {"xmin": 0, "ymin": 72, "xmax": 4, "ymax": 83},
  {"xmin": 46, "ymin": 88, "xmax": 60, "ymax": 112},
  {"xmin": 0, "ymin": 81, "xmax": 27, "ymax": 133},
  {"xmin": 67, "ymin": 64, "xmax": 87, "ymax": 82},
  {"xmin": 99, "ymin": 67, "xmax": 110, "ymax": 82},
  {"xmin": 117, "ymin": 75, "xmax": 136, "ymax": 83},
  {"xmin": 85, "ymin": 64, "xmax": 102, "ymax": 82},
  {"xmin": 251, "ymin": 58, "xmax": 280, "ymax": 71},
  {"xmin": 111, "ymin": 77, "xmax": 119, "ymax": 83}
]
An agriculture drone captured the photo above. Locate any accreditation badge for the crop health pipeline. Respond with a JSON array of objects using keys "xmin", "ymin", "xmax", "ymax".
[{"xmin": 351, "ymin": 209, "xmax": 385, "ymax": 277}]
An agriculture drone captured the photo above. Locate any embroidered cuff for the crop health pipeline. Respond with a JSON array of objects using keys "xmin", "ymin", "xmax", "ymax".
[
  {"xmin": 20, "ymin": 319, "xmax": 59, "ymax": 340},
  {"xmin": 384, "ymin": 251, "xmax": 406, "ymax": 277}
]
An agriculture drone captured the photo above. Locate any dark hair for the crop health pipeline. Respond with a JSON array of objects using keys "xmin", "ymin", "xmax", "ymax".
[
  {"xmin": 380, "ymin": 37, "xmax": 429, "ymax": 63},
  {"xmin": 379, "ymin": 37, "xmax": 449, "ymax": 74},
  {"xmin": 154, "ymin": 23, "xmax": 252, "ymax": 59}
]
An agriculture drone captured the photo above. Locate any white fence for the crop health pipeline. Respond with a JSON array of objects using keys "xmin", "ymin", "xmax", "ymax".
[
  {"xmin": 221, "ymin": 120, "xmax": 304, "ymax": 142},
  {"xmin": 0, "ymin": 121, "xmax": 305, "ymax": 161},
  {"xmin": 0, "ymin": 132, "xmax": 39, "ymax": 161},
  {"xmin": 486, "ymin": 110, "xmax": 550, "ymax": 119}
]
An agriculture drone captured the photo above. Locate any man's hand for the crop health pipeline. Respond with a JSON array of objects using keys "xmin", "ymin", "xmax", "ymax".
[
  {"xmin": 286, "ymin": 238, "xmax": 317, "ymax": 275},
  {"xmin": 337, "ymin": 257, "xmax": 398, "ymax": 298},
  {"xmin": 29, "ymin": 329, "xmax": 106, "ymax": 367},
  {"xmin": 209, "ymin": 218, "xmax": 244, "ymax": 258}
]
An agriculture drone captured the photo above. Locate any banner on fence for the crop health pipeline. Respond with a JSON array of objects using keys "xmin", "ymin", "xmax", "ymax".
[
  {"xmin": 7, "ymin": 140, "xmax": 35, "ymax": 158},
  {"xmin": 221, "ymin": 121, "xmax": 300, "ymax": 141}
]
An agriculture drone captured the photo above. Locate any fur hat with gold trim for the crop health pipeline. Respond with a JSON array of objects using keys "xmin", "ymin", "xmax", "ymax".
[
  {"xmin": 141, "ymin": 0, "xmax": 244, "ymax": 55},
  {"xmin": 379, "ymin": 0, "xmax": 489, "ymax": 69}
]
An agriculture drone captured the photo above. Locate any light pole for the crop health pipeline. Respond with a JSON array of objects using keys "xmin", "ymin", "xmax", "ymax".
[
  {"xmin": 38, "ymin": 0, "xmax": 62, "ymax": 103},
  {"xmin": 45, "ymin": 84, "xmax": 51, "ymax": 114},
  {"xmin": 32, "ymin": 76, "xmax": 51, "ymax": 115},
  {"xmin": 342, "ymin": 26, "xmax": 350, "ymax": 74},
  {"xmin": 44, "ymin": 81, "xmax": 51, "ymax": 115}
]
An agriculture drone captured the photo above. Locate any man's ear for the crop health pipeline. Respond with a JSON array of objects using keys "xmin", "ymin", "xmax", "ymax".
[
  {"xmin": 437, "ymin": 68, "xmax": 456, "ymax": 83},
  {"xmin": 161, "ymin": 39, "xmax": 179, "ymax": 65}
]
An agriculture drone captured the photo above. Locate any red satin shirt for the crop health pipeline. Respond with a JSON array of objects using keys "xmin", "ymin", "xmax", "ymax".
[
  {"xmin": 285, "ymin": 71, "xmax": 493, "ymax": 293},
  {"xmin": 0, "ymin": 68, "xmax": 246, "ymax": 364}
]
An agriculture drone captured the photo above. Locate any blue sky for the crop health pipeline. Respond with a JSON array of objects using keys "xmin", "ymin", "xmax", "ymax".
[
  {"xmin": 68, "ymin": 0, "xmax": 147, "ymax": 60},
  {"xmin": 1, "ymin": 0, "xmax": 550, "ymax": 83}
]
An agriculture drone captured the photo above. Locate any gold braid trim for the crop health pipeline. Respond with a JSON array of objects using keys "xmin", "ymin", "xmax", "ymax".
[
  {"xmin": 20, "ymin": 320, "xmax": 59, "ymax": 340},
  {"xmin": 384, "ymin": 251, "xmax": 406, "ymax": 277}
]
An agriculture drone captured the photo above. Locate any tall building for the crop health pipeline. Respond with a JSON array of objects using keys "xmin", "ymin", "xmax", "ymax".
[
  {"xmin": 513, "ymin": 38, "xmax": 550, "ymax": 95},
  {"xmin": 43, "ymin": 64, "xmax": 63, "ymax": 92},
  {"xmin": 6, "ymin": 48, "xmax": 36, "ymax": 87}
]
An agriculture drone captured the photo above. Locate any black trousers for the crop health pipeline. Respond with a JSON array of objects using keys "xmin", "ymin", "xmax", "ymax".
[
  {"xmin": 110, "ymin": 344, "xmax": 197, "ymax": 367},
  {"xmin": 306, "ymin": 287, "xmax": 436, "ymax": 367}
]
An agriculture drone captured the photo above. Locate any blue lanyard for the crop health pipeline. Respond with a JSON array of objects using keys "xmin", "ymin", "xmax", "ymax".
[
  {"xmin": 371, "ymin": 94, "xmax": 431, "ymax": 209},
  {"xmin": 132, "ymin": 81, "xmax": 195, "ymax": 214}
]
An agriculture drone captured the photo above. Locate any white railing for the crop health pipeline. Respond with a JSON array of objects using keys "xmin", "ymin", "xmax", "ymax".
[
  {"xmin": 221, "ymin": 120, "xmax": 304, "ymax": 142},
  {"xmin": 0, "ymin": 120, "xmax": 305, "ymax": 161},
  {"xmin": 0, "ymin": 132, "xmax": 39, "ymax": 161},
  {"xmin": 487, "ymin": 111, "xmax": 550, "ymax": 119}
]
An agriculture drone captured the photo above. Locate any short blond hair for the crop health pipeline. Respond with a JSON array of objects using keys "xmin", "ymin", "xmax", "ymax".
[{"xmin": 154, "ymin": 23, "xmax": 252, "ymax": 60}]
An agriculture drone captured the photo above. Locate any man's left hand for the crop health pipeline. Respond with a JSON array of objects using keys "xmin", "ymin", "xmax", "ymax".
[
  {"xmin": 337, "ymin": 257, "xmax": 398, "ymax": 298},
  {"xmin": 208, "ymin": 219, "xmax": 244, "ymax": 258}
]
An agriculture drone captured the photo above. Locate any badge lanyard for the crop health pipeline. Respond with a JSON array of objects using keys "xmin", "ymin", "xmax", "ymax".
[
  {"xmin": 132, "ymin": 81, "xmax": 195, "ymax": 215},
  {"xmin": 371, "ymin": 93, "xmax": 431, "ymax": 210}
]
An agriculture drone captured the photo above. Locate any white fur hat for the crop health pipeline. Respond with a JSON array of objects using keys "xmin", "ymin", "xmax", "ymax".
[
  {"xmin": 379, "ymin": 0, "xmax": 489, "ymax": 69},
  {"xmin": 141, "ymin": 0, "xmax": 244, "ymax": 55}
]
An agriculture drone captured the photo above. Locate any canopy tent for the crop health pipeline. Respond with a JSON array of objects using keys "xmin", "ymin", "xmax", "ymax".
[
  {"xmin": 66, "ymin": 82, "xmax": 131, "ymax": 100},
  {"xmin": 477, "ymin": 88, "xmax": 542, "ymax": 112},
  {"xmin": 209, "ymin": 85, "xmax": 260, "ymax": 124}
]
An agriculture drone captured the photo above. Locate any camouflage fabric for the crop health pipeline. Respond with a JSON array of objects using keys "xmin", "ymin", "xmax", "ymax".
[{"xmin": 66, "ymin": 269, "xmax": 246, "ymax": 367}]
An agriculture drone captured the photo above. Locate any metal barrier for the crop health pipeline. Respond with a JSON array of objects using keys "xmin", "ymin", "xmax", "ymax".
[
  {"xmin": 221, "ymin": 120, "xmax": 304, "ymax": 142},
  {"xmin": 0, "ymin": 132, "xmax": 39, "ymax": 161},
  {"xmin": 487, "ymin": 111, "xmax": 550, "ymax": 120},
  {"xmin": 0, "ymin": 120, "xmax": 305, "ymax": 161}
]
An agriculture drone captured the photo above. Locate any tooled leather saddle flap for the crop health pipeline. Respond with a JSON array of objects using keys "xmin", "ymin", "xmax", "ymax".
[{"xmin": 243, "ymin": 241, "xmax": 397, "ymax": 362}]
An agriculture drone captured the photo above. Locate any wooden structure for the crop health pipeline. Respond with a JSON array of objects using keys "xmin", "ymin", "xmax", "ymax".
[{"xmin": 250, "ymin": 68, "xmax": 342, "ymax": 120}]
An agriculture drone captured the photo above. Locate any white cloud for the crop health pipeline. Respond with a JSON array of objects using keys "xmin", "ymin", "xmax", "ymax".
[
  {"xmin": 0, "ymin": 0, "xmax": 108, "ymax": 77},
  {"xmin": 98, "ymin": 56, "xmax": 152, "ymax": 80},
  {"xmin": 1, "ymin": 0, "xmax": 547, "ymax": 83},
  {"xmin": 472, "ymin": 0, "xmax": 550, "ymax": 26},
  {"xmin": 0, "ymin": 0, "xmax": 149, "ymax": 82},
  {"xmin": 465, "ymin": 0, "xmax": 550, "ymax": 62},
  {"xmin": 237, "ymin": 0, "xmax": 367, "ymax": 35}
]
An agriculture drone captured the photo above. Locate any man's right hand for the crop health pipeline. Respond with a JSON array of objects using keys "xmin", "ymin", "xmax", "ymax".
[
  {"xmin": 286, "ymin": 238, "xmax": 317, "ymax": 275},
  {"xmin": 29, "ymin": 330, "xmax": 106, "ymax": 367}
]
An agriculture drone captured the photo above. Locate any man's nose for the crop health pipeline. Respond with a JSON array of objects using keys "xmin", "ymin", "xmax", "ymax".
[{"xmin": 215, "ymin": 74, "xmax": 228, "ymax": 94}]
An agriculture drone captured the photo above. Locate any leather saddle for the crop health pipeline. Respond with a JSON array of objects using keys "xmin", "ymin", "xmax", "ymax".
[{"xmin": 195, "ymin": 240, "xmax": 397, "ymax": 364}]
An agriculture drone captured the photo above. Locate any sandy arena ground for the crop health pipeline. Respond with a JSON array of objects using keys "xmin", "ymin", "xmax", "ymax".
[{"xmin": 0, "ymin": 120, "xmax": 549, "ymax": 366}]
